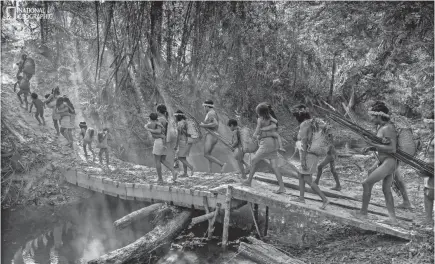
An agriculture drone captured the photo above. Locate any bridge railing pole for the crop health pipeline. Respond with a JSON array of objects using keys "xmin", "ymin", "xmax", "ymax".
[{"xmin": 222, "ymin": 185, "xmax": 233, "ymax": 250}]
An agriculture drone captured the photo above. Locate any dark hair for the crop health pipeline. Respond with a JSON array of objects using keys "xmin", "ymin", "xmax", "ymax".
[
  {"xmin": 63, "ymin": 97, "xmax": 75, "ymax": 113},
  {"xmin": 52, "ymin": 86, "xmax": 60, "ymax": 96},
  {"xmin": 17, "ymin": 75, "xmax": 23, "ymax": 80},
  {"xmin": 22, "ymin": 54, "xmax": 27, "ymax": 59},
  {"xmin": 256, "ymin": 103, "xmax": 271, "ymax": 119},
  {"xmin": 79, "ymin": 121, "xmax": 87, "ymax": 129},
  {"xmin": 149, "ymin": 112, "xmax": 158, "ymax": 121},
  {"xmin": 103, "ymin": 128, "xmax": 109, "ymax": 132},
  {"xmin": 156, "ymin": 104, "xmax": 168, "ymax": 119},
  {"xmin": 370, "ymin": 101, "xmax": 390, "ymax": 121},
  {"xmin": 267, "ymin": 104, "xmax": 279, "ymax": 127},
  {"xmin": 45, "ymin": 93, "xmax": 51, "ymax": 99},
  {"xmin": 227, "ymin": 119, "xmax": 238, "ymax": 127},
  {"xmin": 31, "ymin": 93, "xmax": 38, "ymax": 99},
  {"xmin": 56, "ymin": 97, "xmax": 64, "ymax": 108},
  {"xmin": 204, "ymin": 100, "xmax": 214, "ymax": 105},
  {"xmin": 175, "ymin": 110, "xmax": 186, "ymax": 122}
]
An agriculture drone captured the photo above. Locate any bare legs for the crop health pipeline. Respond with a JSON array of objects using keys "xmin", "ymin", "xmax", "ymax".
[
  {"xmin": 424, "ymin": 188, "xmax": 434, "ymax": 224},
  {"xmin": 204, "ymin": 133, "xmax": 226, "ymax": 173},
  {"xmin": 234, "ymin": 148, "xmax": 247, "ymax": 179},
  {"xmin": 297, "ymin": 173, "xmax": 329, "ymax": 209},
  {"xmin": 394, "ymin": 167, "xmax": 413, "ymax": 209},
  {"xmin": 154, "ymin": 154, "xmax": 178, "ymax": 183},
  {"xmin": 243, "ymin": 155, "xmax": 285, "ymax": 194},
  {"xmin": 355, "ymin": 158, "xmax": 398, "ymax": 224},
  {"xmin": 53, "ymin": 119, "xmax": 60, "ymax": 135},
  {"xmin": 315, "ymin": 154, "xmax": 341, "ymax": 191},
  {"xmin": 178, "ymin": 157, "xmax": 194, "ymax": 177}
]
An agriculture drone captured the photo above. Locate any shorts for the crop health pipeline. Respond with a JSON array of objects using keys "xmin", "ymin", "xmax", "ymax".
[{"xmin": 152, "ymin": 138, "xmax": 167, "ymax": 156}]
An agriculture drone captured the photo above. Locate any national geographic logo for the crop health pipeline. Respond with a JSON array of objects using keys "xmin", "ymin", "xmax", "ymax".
[
  {"xmin": 3, "ymin": 2, "xmax": 53, "ymax": 20},
  {"xmin": 4, "ymin": 6, "xmax": 16, "ymax": 20}
]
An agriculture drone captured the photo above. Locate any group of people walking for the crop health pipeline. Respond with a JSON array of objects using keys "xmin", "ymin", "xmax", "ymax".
[
  {"xmin": 15, "ymin": 53, "xmax": 433, "ymax": 226},
  {"xmin": 14, "ymin": 54, "xmax": 111, "ymax": 168}
]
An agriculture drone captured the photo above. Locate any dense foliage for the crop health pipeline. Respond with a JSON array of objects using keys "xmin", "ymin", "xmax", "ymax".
[{"xmin": 2, "ymin": 1, "xmax": 433, "ymax": 121}]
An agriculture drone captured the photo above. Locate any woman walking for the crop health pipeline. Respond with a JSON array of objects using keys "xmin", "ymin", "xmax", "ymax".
[
  {"xmin": 174, "ymin": 110, "xmax": 194, "ymax": 177},
  {"xmin": 44, "ymin": 87, "xmax": 60, "ymax": 136},
  {"xmin": 145, "ymin": 104, "xmax": 178, "ymax": 183},
  {"xmin": 56, "ymin": 96, "xmax": 75, "ymax": 148},
  {"xmin": 242, "ymin": 102, "xmax": 286, "ymax": 194}
]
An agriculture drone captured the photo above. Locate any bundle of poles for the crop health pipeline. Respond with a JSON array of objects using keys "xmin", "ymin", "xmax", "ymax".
[{"xmin": 314, "ymin": 104, "xmax": 434, "ymax": 176}]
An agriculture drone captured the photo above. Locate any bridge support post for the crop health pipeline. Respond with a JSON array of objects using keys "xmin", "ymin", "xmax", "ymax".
[
  {"xmin": 222, "ymin": 185, "xmax": 233, "ymax": 250},
  {"xmin": 208, "ymin": 203, "xmax": 221, "ymax": 239},
  {"xmin": 264, "ymin": 206, "xmax": 269, "ymax": 237}
]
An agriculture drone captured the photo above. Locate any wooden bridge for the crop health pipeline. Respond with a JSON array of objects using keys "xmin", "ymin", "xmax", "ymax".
[{"xmin": 65, "ymin": 154, "xmax": 415, "ymax": 242}]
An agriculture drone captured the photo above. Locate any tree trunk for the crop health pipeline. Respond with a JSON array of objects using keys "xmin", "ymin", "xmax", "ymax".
[
  {"xmin": 176, "ymin": 2, "xmax": 193, "ymax": 74},
  {"xmin": 113, "ymin": 203, "xmax": 166, "ymax": 230},
  {"xmin": 328, "ymin": 53, "xmax": 337, "ymax": 104},
  {"xmin": 88, "ymin": 209, "xmax": 192, "ymax": 264},
  {"xmin": 238, "ymin": 237, "xmax": 306, "ymax": 264},
  {"xmin": 165, "ymin": 2, "xmax": 174, "ymax": 67}
]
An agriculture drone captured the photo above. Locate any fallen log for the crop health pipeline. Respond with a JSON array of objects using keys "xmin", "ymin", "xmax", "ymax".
[
  {"xmin": 113, "ymin": 203, "xmax": 165, "ymax": 230},
  {"xmin": 190, "ymin": 211, "xmax": 215, "ymax": 226},
  {"xmin": 238, "ymin": 237, "xmax": 305, "ymax": 264},
  {"xmin": 88, "ymin": 209, "xmax": 192, "ymax": 264}
]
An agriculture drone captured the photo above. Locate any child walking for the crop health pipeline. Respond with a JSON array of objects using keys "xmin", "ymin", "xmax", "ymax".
[
  {"xmin": 96, "ymin": 128, "xmax": 110, "ymax": 168},
  {"xmin": 29, "ymin": 93, "xmax": 46, "ymax": 125},
  {"xmin": 228, "ymin": 119, "xmax": 250, "ymax": 179},
  {"xmin": 79, "ymin": 121, "xmax": 96, "ymax": 161}
]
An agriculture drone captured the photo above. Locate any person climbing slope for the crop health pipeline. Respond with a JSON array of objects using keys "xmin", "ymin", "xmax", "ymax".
[
  {"xmin": 16, "ymin": 75, "xmax": 30, "ymax": 111},
  {"xmin": 79, "ymin": 121, "xmax": 96, "ymax": 161},
  {"xmin": 44, "ymin": 87, "xmax": 61, "ymax": 136},
  {"xmin": 28, "ymin": 93, "xmax": 46, "ymax": 126},
  {"xmin": 199, "ymin": 100, "xmax": 227, "ymax": 174},
  {"xmin": 96, "ymin": 128, "xmax": 111, "ymax": 169}
]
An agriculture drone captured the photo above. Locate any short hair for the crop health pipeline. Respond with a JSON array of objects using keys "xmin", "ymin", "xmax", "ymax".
[
  {"xmin": 295, "ymin": 104, "xmax": 307, "ymax": 110},
  {"xmin": 45, "ymin": 93, "xmax": 51, "ymax": 99},
  {"xmin": 17, "ymin": 75, "xmax": 23, "ymax": 80},
  {"xmin": 31, "ymin": 93, "xmax": 38, "ymax": 99},
  {"xmin": 369, "ymin": 101, "xmax": 390, "ymax": 121},
  {"xmin": 203, "ymin": 100, "xmax": 214, "ymax": 108},
  {"xmin": 103, "ymin": 128, "xmax": 109, "ymax": 132},
  {"xmin": 149, "ymin": 112, "xmax": 158, "ymax": 121},
  {"xmin": 174, "ymin": 110, "xmax": 186, "ymax": 122},
  {"xmin": 227, "ymin": 119, "xmax": 238, "ymax": 127}
]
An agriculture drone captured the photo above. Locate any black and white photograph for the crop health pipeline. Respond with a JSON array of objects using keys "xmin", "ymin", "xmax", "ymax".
[{"xmin": 1, "ymin": 1, "xmax": 434, "ymax": 263}]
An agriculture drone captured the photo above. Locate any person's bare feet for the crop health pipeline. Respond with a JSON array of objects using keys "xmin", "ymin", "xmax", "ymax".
[
  {"xmin": 379, "ymin": 218, "xmax": 399, "ymax": 226},
  {"xmin": 172, "ymin": 171, "xmax": 178, "ymax": 182},
  {"xmin": 242, "ymin": 180, "xmax": 251, "ymax": 187},
  {"xmin": 292, "ymin": 197, "xmax": 305, "ymax": 203},
  {"xmin": 397, "ymin": 203, "xmax": 414, "ymax": 210},
  {"xmin": 272, "ymin": 188, "xmax": 286, "ymax": 194},
  {"xmin": 320, "ymin": 199, "xmax": 330, "ymax": 210},
  {"xmin": 352, "ymin": 210, "xmax": 368, "ymax": 220},
  {"xmin": 330, "ymin": 186, "xmax": 342, "ymax": 191}
]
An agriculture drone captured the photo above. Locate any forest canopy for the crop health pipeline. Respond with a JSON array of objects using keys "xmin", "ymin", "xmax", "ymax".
[{"xmin": 2, "ymin": 1, "xmax": 433, "ymax": 119}]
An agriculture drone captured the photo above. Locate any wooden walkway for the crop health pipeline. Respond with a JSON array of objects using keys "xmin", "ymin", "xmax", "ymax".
[
  {"xmin": 64, "ymin": 152, "xmax": 415, "ymax": 241},
  {"xmin": 65, "ymin": 169, "xmax": 415, "ymax": 241}
]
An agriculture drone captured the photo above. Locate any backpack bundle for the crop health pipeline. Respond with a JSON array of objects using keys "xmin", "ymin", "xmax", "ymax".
[
  {"xmin": 391, "ymin": 115, "xmax": 418, "ymax": 156},
  {"xmin": 186, "ymin": 119, "xmax": 201, "ymax": 143},
  {"xmin": 239, "ymin": 126, "xmax": 259, "ymax": 153},
  {"xmin": 307, "ymin": 118, "xmax": 333, "ymax": 156}
]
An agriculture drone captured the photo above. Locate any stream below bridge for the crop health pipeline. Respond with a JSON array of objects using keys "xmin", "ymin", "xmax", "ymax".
[{"xmin": 2, "ymin": 189, "xmax": 328, "ymax": 264}]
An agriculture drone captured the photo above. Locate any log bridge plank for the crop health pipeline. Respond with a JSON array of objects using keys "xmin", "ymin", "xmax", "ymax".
[
  {"xmin": 64, "ymin": 169, "xmax": 243, "ymax": 210},
  {"xmin": 231, "ymin": 183, "xmax": 412, "ymax": 240}
]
